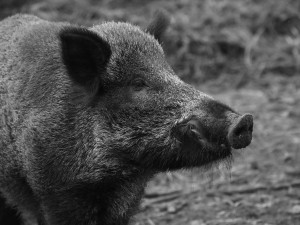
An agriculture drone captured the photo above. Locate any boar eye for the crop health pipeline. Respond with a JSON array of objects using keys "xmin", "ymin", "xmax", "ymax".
[{"xmin": 131, "ymin": 78, "xmax": 148, "ymax": 91}]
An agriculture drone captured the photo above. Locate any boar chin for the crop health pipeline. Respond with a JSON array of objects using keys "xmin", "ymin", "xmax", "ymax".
[{"xmin": 176, "ymin": 135, "xmax": 233, "ymax": 167}]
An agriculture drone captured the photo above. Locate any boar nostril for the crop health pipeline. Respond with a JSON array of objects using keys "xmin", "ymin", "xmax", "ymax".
[{"xmin": 228, "ymin": 113, "xmax": 253, "ymax": 149}]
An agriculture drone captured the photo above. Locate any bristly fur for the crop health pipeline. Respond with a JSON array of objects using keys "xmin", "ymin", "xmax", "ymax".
[{"xmin": 0, "ymin": 13, "xmax": 241, "ymax": 225}]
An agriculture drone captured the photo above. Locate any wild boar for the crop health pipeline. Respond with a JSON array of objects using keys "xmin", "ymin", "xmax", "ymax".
[{"xmin": 0, "ymin": 12, "xmax": 253, "ymax": 225}]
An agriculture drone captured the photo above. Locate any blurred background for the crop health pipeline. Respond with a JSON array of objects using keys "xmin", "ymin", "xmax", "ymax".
[{"xmin": 1, "ymin": 0, "xmax": 300, "ymax": 224}]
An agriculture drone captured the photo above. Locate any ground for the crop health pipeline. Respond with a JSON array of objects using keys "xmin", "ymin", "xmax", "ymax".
[{"xmin": 1, "ymin": 0, "xmax": 300, "ymax": 224}]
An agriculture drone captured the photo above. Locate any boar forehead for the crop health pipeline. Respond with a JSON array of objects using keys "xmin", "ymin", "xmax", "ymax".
[{"xmin": 90, "ymin": 22, "xmax": 181, "ymax": 85}]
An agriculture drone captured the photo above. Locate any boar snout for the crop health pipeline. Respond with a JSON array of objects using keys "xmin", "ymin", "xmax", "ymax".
[
  {"xmin": 172, "ymin": 113, "xmax": 253, "ymax": 152},
  {"xmin": 228, "ymin": 113, "xmax": 253, "ymax": 149}
]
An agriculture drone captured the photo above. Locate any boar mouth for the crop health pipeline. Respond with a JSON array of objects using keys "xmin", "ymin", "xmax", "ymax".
[{"xmin": 172, "ymin": 113, "xmax": 253, "ymax": 165}]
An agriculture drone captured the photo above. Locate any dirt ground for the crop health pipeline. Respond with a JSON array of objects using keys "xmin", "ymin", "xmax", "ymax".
[{"xmin": 1, "ymin": 0, "xmax": 300, "ymax": 224}]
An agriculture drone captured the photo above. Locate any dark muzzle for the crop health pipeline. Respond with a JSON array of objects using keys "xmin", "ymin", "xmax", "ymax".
[{"xmin": 173, "ymin": 113, "xmax": 253, "ymax": 150}]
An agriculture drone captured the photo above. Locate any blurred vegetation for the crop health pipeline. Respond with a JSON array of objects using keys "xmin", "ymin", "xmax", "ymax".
[{"xmin": 1, "ymin": 0, "xmax": 300, "ymax": 88}]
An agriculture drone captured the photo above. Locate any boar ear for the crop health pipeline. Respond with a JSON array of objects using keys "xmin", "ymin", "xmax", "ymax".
[
  {"xmin": 146, "ymin": 10, "xmax": 171, "ymax": 42},
  {"xmin": 60, "ymin": 27, "xmax": 111, "ymax": 95}
]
